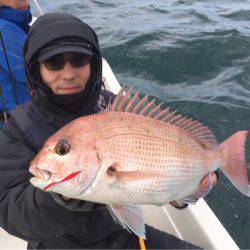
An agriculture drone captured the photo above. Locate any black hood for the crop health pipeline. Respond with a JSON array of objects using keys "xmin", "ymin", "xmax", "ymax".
[
  {"xmin": 23, "ymin": 13, "xmax": 103, "ymax": 128},
  {"xmin": 24, "ymin": 13, "xmax": 100, "ymax": 67}
]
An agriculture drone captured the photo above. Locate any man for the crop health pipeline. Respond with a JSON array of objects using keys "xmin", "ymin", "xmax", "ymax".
[
  {"xmin": 0, "ymin": 12, "xmax": 216, "ymax": 249},
  {"xmin": 0, "ymin": 0, "xmax": 31, "ymax": 126}
]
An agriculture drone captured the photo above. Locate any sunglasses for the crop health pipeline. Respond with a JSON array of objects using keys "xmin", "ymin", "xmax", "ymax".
[{"xmin": 42, "ymin": 52, "xmax": 91, "ymax": 71}]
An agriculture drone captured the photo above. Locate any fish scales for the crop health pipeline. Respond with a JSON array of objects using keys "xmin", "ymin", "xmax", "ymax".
[{"xmin": 83, "ymin": 112, "xmax": 219, "ymax": 204}]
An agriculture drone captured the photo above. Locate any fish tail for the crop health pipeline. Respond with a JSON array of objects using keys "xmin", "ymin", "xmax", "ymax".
[{"xmin": 219, "ymin": 131, "xmax": 250, "ymax": 197}]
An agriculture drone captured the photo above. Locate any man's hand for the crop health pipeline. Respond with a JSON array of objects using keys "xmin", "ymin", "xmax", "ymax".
[
  {"xmin": 0, "ymin": 0, "xmax": 29, "ymax": 10},
  {"xmin": 169, "ymin": 171, "xmax": 218, "ymax": 209},
  {"xmin": 61, "ymin": 195, "xmax": 72, "ymax": 202}
]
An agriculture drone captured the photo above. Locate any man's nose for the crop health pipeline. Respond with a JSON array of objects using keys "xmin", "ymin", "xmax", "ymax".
[{"xmin": 61, "ymin": 62, "xmax": 76, "ymax": 80}]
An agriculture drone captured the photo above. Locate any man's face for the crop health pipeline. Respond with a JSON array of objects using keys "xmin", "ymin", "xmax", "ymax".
[{"xmin": 39, "ymin": 52, "xmax": 91, "ymax": 95}]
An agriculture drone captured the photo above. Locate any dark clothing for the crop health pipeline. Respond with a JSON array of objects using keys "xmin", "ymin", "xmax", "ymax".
[
  {"xmin": 9, "ymin": 89, "xmax": 114, "ymax": 149},
  {"xmin": 27, "ymin": 225, "xmax": 199, "ymax": 249},
  {"xmin": 0, "ymin": 90, "xmax": 122, "ymax": 249},
  {"xmin": 0, "ymin": 89, "xmax": 200, "ymax": 249}
]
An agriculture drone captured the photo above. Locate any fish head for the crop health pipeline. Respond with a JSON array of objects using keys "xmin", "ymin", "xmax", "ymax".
[{"xmin": 29, "ymin": 122, "xmax": 101, "ymax": 198}]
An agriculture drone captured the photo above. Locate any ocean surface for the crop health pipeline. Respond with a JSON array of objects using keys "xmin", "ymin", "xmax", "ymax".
[{"xmin": 30, "ymin": 0, "xmax": 250, "ymax": 248}]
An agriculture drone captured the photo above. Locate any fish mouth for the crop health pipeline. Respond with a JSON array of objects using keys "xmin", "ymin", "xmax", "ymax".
[
  {"xmin": 42, "ymin": 171, "xmax": 82, "ymax": 191},
  {"xmin": 30, "ymin": 167, "xmax": 52, "ymax": 182},
  {"xmin": 30, "ymin": 169, "xmax": 82, "ymax": 193}
]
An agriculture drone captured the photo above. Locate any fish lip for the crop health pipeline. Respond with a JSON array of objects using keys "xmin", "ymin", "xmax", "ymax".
[
  {"xmin": 31, "ymin": 168, "xmax": 52, "ymax": 182},
  {"xmin": 39, "ymin": 169, "xmax": 52, "ymax": 181}
]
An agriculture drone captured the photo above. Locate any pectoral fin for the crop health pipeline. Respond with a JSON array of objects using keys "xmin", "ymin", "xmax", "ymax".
[
  {"xmin": 107, "ymin": 163, "xmax": 161, "ymax": 183},
  {"xmin": 107, "ymin": 204, "xmax": 146, "ymax": 239}
]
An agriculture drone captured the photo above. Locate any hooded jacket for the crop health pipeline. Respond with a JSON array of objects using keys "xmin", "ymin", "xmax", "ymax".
[
  {"xmin": 23, "ymin": 12, "xmax": 103, "ymax": 129},
  {"xmin": 0, "ymin": 12, "xmax": 125, "ymax": 249}
]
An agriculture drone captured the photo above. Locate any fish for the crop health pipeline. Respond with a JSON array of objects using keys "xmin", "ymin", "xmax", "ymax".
[{"xmin": 29, "ymin": 86, "xmax": 250, "ymax": 239}]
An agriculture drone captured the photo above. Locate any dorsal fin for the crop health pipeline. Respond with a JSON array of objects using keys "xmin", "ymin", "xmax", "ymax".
[{"xmin": 107, "ymin": 86, "xmax": 217, "ymax": 149}]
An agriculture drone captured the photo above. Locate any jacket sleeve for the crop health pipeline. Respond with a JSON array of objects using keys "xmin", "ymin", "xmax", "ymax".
[{"xmin": 0, "ymin": 122, "xmax": 91, "ymax": 241}]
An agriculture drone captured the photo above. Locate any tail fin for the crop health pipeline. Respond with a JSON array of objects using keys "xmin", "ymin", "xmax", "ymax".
[{"xmin": 219, "ymin": 131, "xmax": 250, "ymax": 197}]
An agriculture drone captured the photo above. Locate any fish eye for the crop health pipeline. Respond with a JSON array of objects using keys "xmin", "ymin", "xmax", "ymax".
[{"xmin": 55, "ymin": 140, "xmax": 71, "ymax": 155}]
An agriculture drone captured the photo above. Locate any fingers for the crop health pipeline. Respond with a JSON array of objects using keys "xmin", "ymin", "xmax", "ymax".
[
  {"xmin": 61, "ymin": 195, "xmax": 72, "ymax": 201},
  {"xmin": 169, "ymin": 171, "xmax": 219, "ymax": 210},
  {"xmin": 211, "ymin": 171, "xmax": 218, "ymax": 187},
  {"xmin": 169, "ymin": 200, "xmax": 188, "ymax": 210},
  {"xmin": 200, "ymin": 171, "xmax": 218, "ymax": 188}
]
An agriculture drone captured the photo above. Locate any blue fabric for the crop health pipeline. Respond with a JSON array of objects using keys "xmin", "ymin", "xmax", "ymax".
[{"xmin": 0, "ymin": 7, "xmax": 31, "ymax": 112}]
